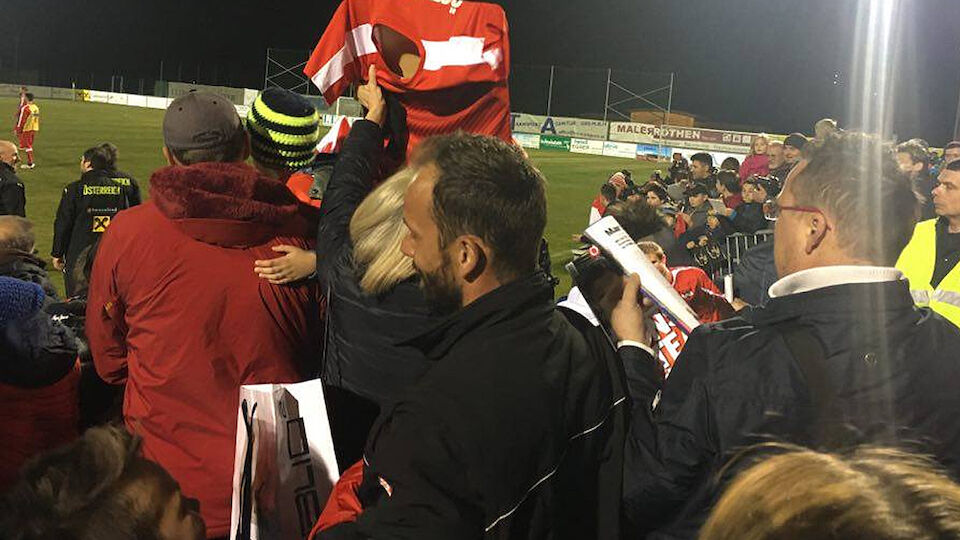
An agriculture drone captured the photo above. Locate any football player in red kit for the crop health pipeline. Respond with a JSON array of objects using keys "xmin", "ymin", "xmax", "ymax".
[
  {"xmin": 639, "ymin": 241, "xmax": 735, "ymax": 323},
  {"xmin": 15, "ymin": 93, "xmax": 39, "ymax": 169}
]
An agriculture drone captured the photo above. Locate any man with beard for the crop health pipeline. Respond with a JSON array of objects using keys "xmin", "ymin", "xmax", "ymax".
[{"xmin": 318, "ymin": 133, "xmax": 625, "ymax": 539}]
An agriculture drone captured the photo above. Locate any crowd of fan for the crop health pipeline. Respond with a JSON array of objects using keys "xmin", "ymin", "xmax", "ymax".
[
  {"xmin": 3, "ymin": 69, "xmax": 960, "ymax": 540},
  {"xmin": 586, "ymin": 122, "xmax": 957, "ymax": 303}
]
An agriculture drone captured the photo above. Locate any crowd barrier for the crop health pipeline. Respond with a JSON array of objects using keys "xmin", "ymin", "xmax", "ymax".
[
  {"xmin": 724, "ymin": 230, "xmax": 774, "ymax": 275},
  {"xmin": 713, "ymin": 230, "xmax": 774, "ymax": 296}
]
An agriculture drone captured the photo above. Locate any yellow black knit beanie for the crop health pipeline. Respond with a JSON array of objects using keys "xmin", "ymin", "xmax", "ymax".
[{"xmin": 246, "ymin": 88, "xmax": 320, "ymax": 170}]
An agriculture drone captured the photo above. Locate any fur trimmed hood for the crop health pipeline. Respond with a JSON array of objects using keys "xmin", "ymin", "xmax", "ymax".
[{"xmin": 150, "ymin": 162, "xmax": 307, "ymax": 248}]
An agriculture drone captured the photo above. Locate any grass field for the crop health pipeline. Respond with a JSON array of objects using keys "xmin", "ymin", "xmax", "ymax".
[{"xmin": 3, "ymin": 97, "xmax": 660, "ymax": 296}]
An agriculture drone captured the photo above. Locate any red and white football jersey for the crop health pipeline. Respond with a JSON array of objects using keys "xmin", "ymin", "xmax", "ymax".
[
  {"xmin": 305, "ymin": 0, "xmax": 512, "ymax": 154},
  {"xmin": 670, "ymin": 266, "xmax": 735, "ymax": 324},
  {"xmin": 654, "ymin": 267, "xmax": 735, "ymax": 377}
]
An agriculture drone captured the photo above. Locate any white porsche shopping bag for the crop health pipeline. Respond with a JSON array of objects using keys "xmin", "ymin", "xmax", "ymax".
[{"xmin": 230, "ymin": 380, "xmax": 340, "ymax": 540}]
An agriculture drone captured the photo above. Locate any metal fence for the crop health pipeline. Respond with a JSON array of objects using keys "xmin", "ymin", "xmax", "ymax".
[
  {"xmin": 0, "ymin": 57, "xmax": 258, "ymax": 97},
  {"xmin": 261, "ymin": 50, "xmax": 674, "ymax": 121},
  {"xmin": 510, "ymin": 65, "xmax": 674, "ymax": 122}
]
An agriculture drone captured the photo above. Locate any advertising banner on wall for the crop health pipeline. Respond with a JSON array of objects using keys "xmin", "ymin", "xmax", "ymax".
[
  {"xmin": 610, "ymin": 122, "xmax": 765, "ymax": 154},
  {"xmin": 168, "ymin": 82, "xmax": 254, "ymax": 106},
  {"xmin": 602, "ymin": 141, "xmax": 639, "ymax": 159},
  {"xmin": 637, "ymin": 144, "xmax": 673, "ymax": 159},
  {"xmin": 657, "ymin": 125, "xmax": 758, "ymax": 154},
  {"xmin": 570, "ymin": 138, "xmax": 605, "ymax": 156},
  {"xmin": 512, "ymin": 133, "xmax": 541, "ymax": 149},
  {"xmin": 540, "ymin": 135, "xmax": 572, "ymax": 151},
  {"xmin": 609, "ymin": 122, "xmax": 660, "ymax": 144},
  {"xmin": 511, "ymin": 113, "xmax": 608, "ymax": 140}
]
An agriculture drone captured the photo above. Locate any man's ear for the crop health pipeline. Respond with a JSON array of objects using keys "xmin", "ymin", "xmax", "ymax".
[
  {"xmin": 455, "ymin": 235, "xmax": 489, "ymax": 283},
  {"xmin": 162, "ymin": 146, "xmax": 180, "ymax": 166},
  {"xmin": 803, "ymin": 212, "xmax": 829, "ymax": 255}
]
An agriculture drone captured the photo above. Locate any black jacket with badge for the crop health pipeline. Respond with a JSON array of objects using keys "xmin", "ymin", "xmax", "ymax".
[
  {"xmin": 0, "ymin": 162, "xmax": 25, "ymax": 217},
  {"xmin": 52, "ymin": 168, "xmax": 140, "ymax": 294},
  {"xmin": 322, "ymin": 273, "xmax": 626, "ymax": 540},
  {"xmin": 621, "ymin": 278, "xmax": 960, "ymax": 538}
]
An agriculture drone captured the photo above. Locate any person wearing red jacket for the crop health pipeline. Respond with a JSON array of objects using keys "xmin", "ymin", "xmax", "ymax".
[
  {"xmin": 85, "ymin": 92, "xmax": 321, "ymax": 539},
  {"xmin": 0, "ymin": 274, "xmax": 80, "ymax": 493},
  {"xmin": 739, "ymin": 134, "xmax": 770, "ymax": 182}
]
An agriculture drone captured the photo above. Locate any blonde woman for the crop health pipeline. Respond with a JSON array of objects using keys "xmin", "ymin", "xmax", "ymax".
[
  {"xmin": 257, "ymin": 69, "xmax": 437, "ymax": 467},
  {"xmin": 738, "ymin": 134, "xmax": 770, "ymax": 182},
  {"xmin": 701, "ymin": 445, "xmax": 960, "ymax": 540}
]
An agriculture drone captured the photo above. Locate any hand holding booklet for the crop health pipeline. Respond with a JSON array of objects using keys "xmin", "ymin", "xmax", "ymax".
[{"xmin": 582, "ymin": 216, "xmax": 701, "ymax": 335}]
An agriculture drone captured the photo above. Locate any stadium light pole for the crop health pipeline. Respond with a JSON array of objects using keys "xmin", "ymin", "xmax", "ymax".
[
  {"xmin": 546, "ymin": 65, "xmax": 555, "ymax": 116},
  {"xmin": 603, "ymin": 68, "xmax": 612, "ymax": 122},
  {"xmin": 665, "ymin": 72, "xmax": 674, "ymax": 126}
]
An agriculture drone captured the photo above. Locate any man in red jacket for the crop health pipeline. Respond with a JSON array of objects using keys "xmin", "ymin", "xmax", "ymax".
[{"xmin": 86, "ymin": 92, "xmax": 321, "ymax": 539}]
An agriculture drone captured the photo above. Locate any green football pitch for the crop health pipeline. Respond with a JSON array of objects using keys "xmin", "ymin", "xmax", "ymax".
[{"xmin": 2, "ymin": 97, "xmax": 661, "ymax": 296}]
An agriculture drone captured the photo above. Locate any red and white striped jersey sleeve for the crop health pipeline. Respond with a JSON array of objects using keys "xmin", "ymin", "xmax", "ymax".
[
  {"xmin": 304, "ymin": 0, "xmax": 512, "ymax": 152},
  {"xmin": 16, "ymin": 104, "xmax": 30, "ymax": 133}
]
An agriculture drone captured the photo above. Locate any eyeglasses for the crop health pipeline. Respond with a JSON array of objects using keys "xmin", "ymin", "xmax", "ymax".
[{"xmin": 763, "ymin": 199, "xmax": 832, "ymax": 232}]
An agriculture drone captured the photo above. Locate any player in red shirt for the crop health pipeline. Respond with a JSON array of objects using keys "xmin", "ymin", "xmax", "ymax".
[
  {"xmin": 15, "ymin": 93, "xmax": 39, "ymax": 169},
  {"xmin": 633, "ymin": 241, "xmax": 735, "ymax": 376},
  {"xmin": 12, "ymin": 86, "xmax": 26, "ymax": 129},
  {"xmin": 639, "ymin": 240, "xmax": 735, "ymax": 323}
]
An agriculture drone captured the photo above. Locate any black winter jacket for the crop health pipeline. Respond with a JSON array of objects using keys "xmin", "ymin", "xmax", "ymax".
[
  {"xmin": 733, "ymin": 240, "xmax": 776, "ymax": 307},
  {"xmin": 622, "ymin": 278, "xmax": 960, "ymax": 538},
  {"xmin": 1, "ymin": 294, "xmax": 77, "ymax": 389},
  {"xmin": 0, "ymin": 162, "xmax": 25, "ymax": 217},
  {"xmin": 323, "ymin": 274, "xmax": 627, "ymax": 540},
  {"xmin": 316, "ymin": 121, "xmax": 437, "ymax": 404},
  {"xmin": 727, "ymin": 202, "xmax": 769, "ymax": 234},
  {"xmin": 52, "ymin": 168, "xmax": 140, "ymax": 295},
  {"xmin": 0, "ymin": 249, "xmax": 58, "ymax": 301}
]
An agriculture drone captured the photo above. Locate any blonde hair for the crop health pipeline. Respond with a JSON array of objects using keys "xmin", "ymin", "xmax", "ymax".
[
  {"xmin": 637, "ymin": 240, "xmax": 665, "ymax": 259},
  {"xmin": 751, "ymin": 133, "xmax": 770, "ymax": 155},
  {"xmin": 350, "ymin": 168, "xmax": 417, "ymax": 296},
  {"xmin": 700, "ymin": 445, "xmax": 960, "ymax": 540}
]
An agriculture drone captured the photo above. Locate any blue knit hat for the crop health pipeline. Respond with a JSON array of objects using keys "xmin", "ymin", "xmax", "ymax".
[{"xmin": 0, "ymin": 276, "xmax": 44, "ymax": 326}]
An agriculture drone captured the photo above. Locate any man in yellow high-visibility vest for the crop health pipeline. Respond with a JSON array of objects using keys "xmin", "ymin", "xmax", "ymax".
[{"xmin": 897, "ymin": 159, "xmax": 960, "ymax": 328}]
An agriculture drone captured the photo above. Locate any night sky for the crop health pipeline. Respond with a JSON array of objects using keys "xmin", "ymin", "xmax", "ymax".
[{"xmin": 4, "ymin": 0, "xmax": 959, "ymax": 142}]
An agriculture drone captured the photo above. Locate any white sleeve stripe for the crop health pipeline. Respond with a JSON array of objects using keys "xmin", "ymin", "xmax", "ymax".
[
  {"xmin": 484, "ymin": 396, "xmax": 628, "ymax": 532},
  {"xmin": 310, "ymin": 24, "xmax": 377, "ymax": 102}
]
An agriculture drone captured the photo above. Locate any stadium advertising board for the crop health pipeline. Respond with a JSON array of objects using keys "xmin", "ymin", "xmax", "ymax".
[
  {"xmin": 609, "ymin": 122, "xmax": 659, "ymax": 144},
  {"xmin": 602, "ymin": 141, "xmax": 639, "ymax": 159},
  {"xmin": 511, "ymin": 113, "xmax": 608, "ymax": 140},
  {"xmin": 637, "ymin": 144, "xmax": 673, "ymax": 159},
  {"xmin": 570, "ymin": 138, "xmax": 605, "ymax": 156},
  {"xmin": 513, "ymin": 133, "xmax": 542, "ymax": 149},
  {"xmin": 658, "ymin": 125, "xmax": 757, "ymax": 153},
  {"xmin": 168, "ymin": 82, "xmax": 253, "ymax": 106},
  {"xmin": 539, "ymin": 135, "xmax": 572, "ymax": 151}
]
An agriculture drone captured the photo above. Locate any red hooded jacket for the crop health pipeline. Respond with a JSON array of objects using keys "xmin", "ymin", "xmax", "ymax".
[{"xmin": 86, "ymin": 162, "xmax": 321, "ymax": 538}]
